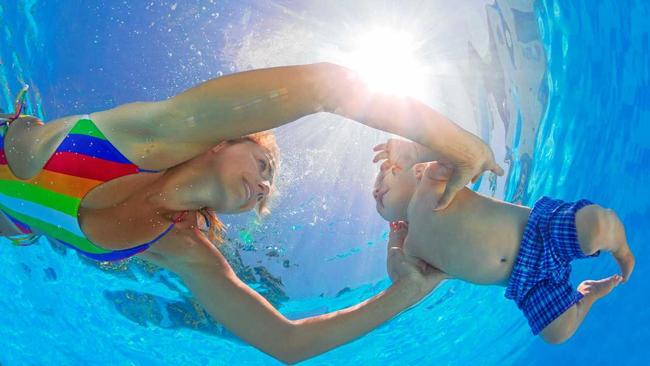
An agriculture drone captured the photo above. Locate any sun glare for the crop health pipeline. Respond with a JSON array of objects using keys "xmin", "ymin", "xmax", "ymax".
[{"xmin": 332, "ymin": 27, "xmax": 430, "ymax": 99}]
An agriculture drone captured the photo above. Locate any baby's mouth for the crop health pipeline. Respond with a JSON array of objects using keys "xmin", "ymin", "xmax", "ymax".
[{"xmin": 375, "ymin": 187, "xmax": 389, "ymax": 208}]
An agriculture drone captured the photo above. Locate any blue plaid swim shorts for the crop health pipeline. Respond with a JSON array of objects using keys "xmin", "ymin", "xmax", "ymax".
[{"xmin": 505, "ymin": 196, "xmax": 599, "ymax": 335}]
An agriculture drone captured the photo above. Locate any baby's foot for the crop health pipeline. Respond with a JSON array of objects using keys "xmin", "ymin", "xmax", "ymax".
[{"xmin": 578, "ymin": 275, "xmax": 622, "ymax": 302}]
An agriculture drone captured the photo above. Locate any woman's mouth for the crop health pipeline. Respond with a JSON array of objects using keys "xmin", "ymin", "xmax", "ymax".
[{"xmin": 243, "ymin": 179, "xmax": 252, "ymax": 203}]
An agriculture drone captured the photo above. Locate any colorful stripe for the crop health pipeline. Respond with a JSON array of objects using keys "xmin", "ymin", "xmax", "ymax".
[
  {"xmin": 43, "ymin": 152, "xmax": 139, "ymax": 181},
  {"xmin": 0, "ymin": 165, "xmax": 101, "ymax": 199},
  {"xmin": 0, "ymin": 117, "xmax": 162, "ymax": 261},
  {"xmin": 0, "ymin": 201, "xmax": 109, "ymax": 253},
  {"xmin": 54, "ymin": 237, "xmax": 149, "ymax": 261},
  {"xmin": 68, "ymin": 119, "xmax": 108, "ymax": 138},
  {"xmin": 4, "ymin": 211, "xmax": 32, "ymax": 234},
  {"xmin": 0, "ymin": 192, "xmax": 84, "ymax": 236},
  {"xmin": 56, "ymin": 133, "xmax": 133, "ymax": 164},
  {"xmin": 0, "ymin": 180, "xmax": 81, "ymax": 216}
]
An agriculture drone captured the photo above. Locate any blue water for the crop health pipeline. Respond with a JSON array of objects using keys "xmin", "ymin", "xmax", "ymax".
[{"xmin": 0, "ymin": 0, "xmax": 648, "ymax": 365}]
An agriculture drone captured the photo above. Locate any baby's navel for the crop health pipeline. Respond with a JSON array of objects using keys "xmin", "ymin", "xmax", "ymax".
[{"xmin": 500, "ymin": 257, "xmax": 507, "ymax": 263}]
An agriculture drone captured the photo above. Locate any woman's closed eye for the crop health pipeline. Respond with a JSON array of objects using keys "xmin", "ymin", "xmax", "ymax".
[
  {"xmin": 258, "ymin": 158, "xmax": 267, "ymax": 173},
  {"xmin": 258, "ymin": 157, "xmax": 273, "ymax": 182}
]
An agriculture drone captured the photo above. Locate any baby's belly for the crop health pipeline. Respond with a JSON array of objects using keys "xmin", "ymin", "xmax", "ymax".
[{"xmin": 404, "ymin": 238, "xmax": 518, "ymax": 286}]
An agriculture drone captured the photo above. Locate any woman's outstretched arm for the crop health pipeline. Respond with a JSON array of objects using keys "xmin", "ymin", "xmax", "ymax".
[
  {"xmin": 90, "ymin": 63, "xmax": 501, "ymax": 190},
  {"xmin": 142, "ymin": 228, "xmax": 445, "ymax": 364}
]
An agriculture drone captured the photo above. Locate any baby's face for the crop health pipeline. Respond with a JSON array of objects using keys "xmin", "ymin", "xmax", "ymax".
[{"xmin": 373, "ymin": 164, "xmax": 425, "ymax": 221}]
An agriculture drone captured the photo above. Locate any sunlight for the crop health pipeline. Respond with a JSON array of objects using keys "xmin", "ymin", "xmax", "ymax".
[{"xmin": 332, "ymin": 27, "xmax": 430, "ymax": 99}]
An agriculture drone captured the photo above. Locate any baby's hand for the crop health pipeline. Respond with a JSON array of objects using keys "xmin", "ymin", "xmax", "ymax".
[{"xmin": 373, "ymin": 139, "xmax": 420, "ymax": 172}]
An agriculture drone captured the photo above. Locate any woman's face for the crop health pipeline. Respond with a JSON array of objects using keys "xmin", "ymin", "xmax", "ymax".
[{"xmin": 209, "ymin": 141, "xmax": 275, "ymax": 214}]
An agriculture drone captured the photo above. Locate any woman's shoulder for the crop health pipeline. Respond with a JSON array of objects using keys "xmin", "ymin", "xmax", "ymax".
[{"xmin": 4, "ymin": 115, "xmax": 85, "ymax": 179}]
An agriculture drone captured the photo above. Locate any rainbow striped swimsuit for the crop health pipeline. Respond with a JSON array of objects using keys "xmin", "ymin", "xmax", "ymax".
[{"xmin": 0, "ymin": 117, "xmax": 172, "ymax": 261}]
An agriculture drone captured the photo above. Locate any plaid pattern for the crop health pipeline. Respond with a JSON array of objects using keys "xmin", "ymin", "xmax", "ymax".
[{"xmin": 505, "ymin": 196, "xmax": 599, "ymax": 335}]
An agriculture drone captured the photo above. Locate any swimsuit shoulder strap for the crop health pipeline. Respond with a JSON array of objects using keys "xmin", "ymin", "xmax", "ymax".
[{"xmin": 136, "ymin": 211, "xmax": 189, "ymax": 249}]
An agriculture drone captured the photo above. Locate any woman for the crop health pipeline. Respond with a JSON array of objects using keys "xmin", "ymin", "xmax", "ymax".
[{"xmin": 0, "ymin": 63, "xmax": 501, "ymax": 363}]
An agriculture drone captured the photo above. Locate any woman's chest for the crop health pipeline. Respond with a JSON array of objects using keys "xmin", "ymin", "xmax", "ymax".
[{"xmin": 79, "ymin": 171, "xmax": 163, "ymax": 209}]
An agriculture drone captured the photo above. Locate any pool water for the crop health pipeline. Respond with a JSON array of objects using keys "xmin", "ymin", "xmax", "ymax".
[{"xmin": 0, "ymin": 0, "xmax": 648, "ymax": 365}]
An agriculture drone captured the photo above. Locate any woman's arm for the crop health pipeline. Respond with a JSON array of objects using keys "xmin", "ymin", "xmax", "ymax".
[
  {"xmin": 143, "ymin": 230, "xmax": 444, "ymax": 364},
  {"xmin": 90, "ymin": 64, "xmax": 330, "ymax": 168},
  {"xmin": 89, "ymin": 64, "xmax": 501, "ymax": 178}
]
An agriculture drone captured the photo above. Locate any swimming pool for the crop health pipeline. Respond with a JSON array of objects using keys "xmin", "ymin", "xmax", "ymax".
[{"xmin": 0, "ymin": 0, "xmax": 647, "ymax": 364}]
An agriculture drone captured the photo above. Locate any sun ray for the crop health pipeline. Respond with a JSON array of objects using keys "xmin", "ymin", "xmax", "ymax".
[{"xmin": 327, "ymin": 27, "xmax": 431, "ymax": 100}]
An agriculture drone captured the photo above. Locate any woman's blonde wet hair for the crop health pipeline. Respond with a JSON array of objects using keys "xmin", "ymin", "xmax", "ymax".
[{"xmin": 199, "ymin": 131, "xmax": 280, "ymax": 245}]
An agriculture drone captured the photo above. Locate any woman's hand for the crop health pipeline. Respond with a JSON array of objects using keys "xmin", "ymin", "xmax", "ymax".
[
  {"xmin": 435, "ymin": 133, "xmax": 503, "ymax": 210},
  {"xmin": 0, "ymin": 113, "xmax": 43, "ymax": 125},
  {"xmin": 386, "ymin": 221, "xmax": 448, "ymax": 297}
]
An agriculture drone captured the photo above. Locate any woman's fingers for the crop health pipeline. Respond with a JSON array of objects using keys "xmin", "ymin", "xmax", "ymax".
[
  {"xmin": 434, "ymin": 170, "xmax": 466, "ymax": 210},
  {"xmin": 388, "ymin": 221, "xmax": 408, "ymax": 246},
  {"xmin": 389, "ymin": 220, "xmax": 408, "ymax": 233},
  {"xmin": 479, "ymin": 152, "xmax": 504, "ymax": 176},
  {"xmin": 491, "ymin": 164, "xmax": 505, "ymax": 176},
  {"xmin": 485, "ymin": 157, "xmax": 505, "ymax": 176}
]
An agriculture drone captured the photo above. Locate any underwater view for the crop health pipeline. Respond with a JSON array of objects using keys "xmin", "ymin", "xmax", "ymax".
[{"xmin": 0, "ymin": 0, "xmax": 648, "ymax": 365}]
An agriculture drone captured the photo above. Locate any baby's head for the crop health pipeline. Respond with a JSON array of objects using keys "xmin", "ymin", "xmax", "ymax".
[{"xmin": 372, "ymin": 164, "xmax": 426, "ymax": 221}]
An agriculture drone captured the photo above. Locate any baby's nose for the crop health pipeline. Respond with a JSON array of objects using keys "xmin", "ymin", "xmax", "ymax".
[{"xmin": 373, "ymin": 187, "xmax": 380, "ymax": 199}]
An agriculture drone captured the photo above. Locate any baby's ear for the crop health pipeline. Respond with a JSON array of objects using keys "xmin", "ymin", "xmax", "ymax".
[{"xmin": 414, "ymin": 163, "xmax": 426, "ymax": 180}]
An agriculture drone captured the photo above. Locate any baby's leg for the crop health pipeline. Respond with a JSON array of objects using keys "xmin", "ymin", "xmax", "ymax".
[
  {"xmin": 540, "ymin": 274, "xmax": 622, "ymax": 344},
  {"xmin": 575, "ymin": 205, "xmax": 635, "ymax": 280}
]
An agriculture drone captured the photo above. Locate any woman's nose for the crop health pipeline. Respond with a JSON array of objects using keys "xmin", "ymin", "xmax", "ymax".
[{"xmin": 258, "ymin": 182, "xmax": 270, "ymax": 201}]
